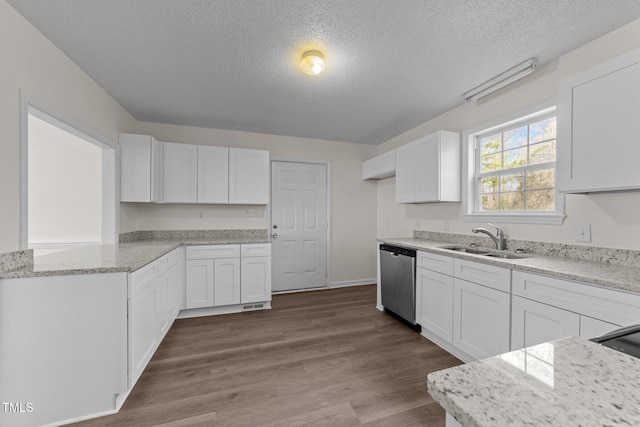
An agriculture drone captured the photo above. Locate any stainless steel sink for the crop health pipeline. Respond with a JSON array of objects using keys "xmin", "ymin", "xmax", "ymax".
[
  {"xmin": 439, "ymin": 246, "xmax": 528, "ymax": 259},
  {"xmin": 484, "ymin": 253, "xmax": 526, "ymax": 259},
  {"xmin": 439, "ymin": 246, "xmax": 489, "ymax": 255}
]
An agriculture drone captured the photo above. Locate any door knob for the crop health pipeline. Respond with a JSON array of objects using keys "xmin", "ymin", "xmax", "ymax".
[{"xmin": 272, "ymin": 232, "xmax": 278, "ymax": 239}]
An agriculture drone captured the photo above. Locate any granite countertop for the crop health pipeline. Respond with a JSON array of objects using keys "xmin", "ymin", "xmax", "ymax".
[
  {"xmin": 378, "ymin": 237, "xmax": 640, "ymax": 294},
  {"xmin": 427, "ymin": 336, "xmax": 640, "ymax": 426},
  {"xmin": 0, "ymin": 236, "xmax": 270, "ymax": 279}
]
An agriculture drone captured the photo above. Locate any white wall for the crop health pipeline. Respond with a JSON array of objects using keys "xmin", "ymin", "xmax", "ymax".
[
  {"xmin": 28, "ymin": 115, "xmax": 102, "ymax": 245},
  {"xmin": 123, "ymin": 122, "xmax": 379, "ymax": 284},
  {"xmin": 0, "ymin": 0, "xmax": 137, "ymax": 254},
  {"xmin": 376, "ymin": 18, "xmax": 640, "ymax": 251}
]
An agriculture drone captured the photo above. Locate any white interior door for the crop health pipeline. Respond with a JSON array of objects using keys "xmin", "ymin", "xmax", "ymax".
[{"xmin": 271, "ymin": 161, "xmax": 328, "ymax": 292}]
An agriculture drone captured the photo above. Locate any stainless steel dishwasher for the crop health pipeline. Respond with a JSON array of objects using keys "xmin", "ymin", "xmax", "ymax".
[{"xmin": 379, "ymin": 244, "xmax": 418, "ymax": 329}]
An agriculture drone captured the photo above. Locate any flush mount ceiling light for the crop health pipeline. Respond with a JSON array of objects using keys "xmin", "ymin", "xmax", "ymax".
[
  {"xmin": 463, "ymin": 58, "xmax": 537, "ymax": 102},
  {"xmin": 300, "ymin": 50, "xmax": 325, "ymax": 76}
]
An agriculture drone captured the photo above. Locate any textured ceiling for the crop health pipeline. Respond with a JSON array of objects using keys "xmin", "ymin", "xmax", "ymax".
[{"xmin": 7, "ymin": 0, "xmax": 640, "ymax": 144}]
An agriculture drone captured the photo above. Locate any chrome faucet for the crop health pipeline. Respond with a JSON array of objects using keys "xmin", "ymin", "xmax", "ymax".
[{"xmin": 472, "ymin": 223, "xmax": 506, "ymax": 250}]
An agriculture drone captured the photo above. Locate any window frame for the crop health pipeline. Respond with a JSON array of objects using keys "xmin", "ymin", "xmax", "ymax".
[{"xmin": 460, "ymin": 102, "xmax": 565, "ymax": 225}]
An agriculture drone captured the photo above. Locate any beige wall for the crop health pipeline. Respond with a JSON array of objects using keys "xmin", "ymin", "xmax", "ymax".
[
  {"xmin": 0, "ymin": 0, "xmax": 137, "ymax": 253},
  {"xmin": 123, "ymin": 122, "xmax": 379, "ymax": 284},
  {"xmin": 376, "ymin": 18, "xmax": 640, "ymax": 250}
]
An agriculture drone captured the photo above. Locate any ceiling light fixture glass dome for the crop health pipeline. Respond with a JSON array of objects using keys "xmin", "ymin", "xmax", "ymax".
[{"xmin": 300, "ymin": 50, "xmax": 325, "ymax": 76}]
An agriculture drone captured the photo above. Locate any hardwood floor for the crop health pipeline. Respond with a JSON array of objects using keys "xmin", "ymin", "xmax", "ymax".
[{"xmin": 72, "ymin": 285, "xmax": 462, "ymax": 426}]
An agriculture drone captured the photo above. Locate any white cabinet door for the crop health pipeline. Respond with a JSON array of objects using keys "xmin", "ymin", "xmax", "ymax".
[
  {"xmin": 395, "ymin": 143, "xmax": 415, "ymax": 203},
  {"xmin": 511, "ymin": 296, "xmax": 580, "ymax": 351},
  {"xmin": 128, "ymin": 282, "xmax": 157, "ymax": 388},
  {"xmin": 154, "ymin": 272, "xmax": 171, "ymax": 342},
  {"xmin": 414, "ymin": 133, "xmax": 439, "ymax": 202},
  {"xmin": 119, "ymin": 133, "xmax": 163, "ymax": 203},
  {"xmin": 417, "ymin": 267, "xmax": 453, "ymax": 344},
  {"xmin": 214, "ymin": 258, "xmax": 241, "ymax": 306},
  {"xmin": 185, "ymin": 259, "xmax": 214, "ymax": 309},
  {"xmin": 198, "ymin": 145, "xmax": 228, "ymax": 203},
  {"xmin": 163, "ymin": 142, "xmax": 198, "ymax": 203},
  {"xmin": 241, "ymin": 256, "xmax": 272, "ymax": 304},
  {"xmin": 557, "ymin": 49, "xmax": 640, "ymax": 193},
  {"xmin": 229, "ymin": 148, "xmax": 269, "ymax": 204},
  {"xmin": 453, "ymin": 278, "xmax": 510, "ymax": 360},
  {"xmin": 168, "ymin": 252, "xmax": 184, "ymax": 316},
  {"xmin": 395, "ymin": 131, "xmax": 460, "ymax": 203}
]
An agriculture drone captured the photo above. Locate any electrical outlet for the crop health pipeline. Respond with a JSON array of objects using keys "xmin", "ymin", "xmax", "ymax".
[
  {"xmin": 443, "ymin": 220, "xmax": 449, "ymax": 231},
  {"xmin": 244, "ymin": 208, "xmax": 257, "ymax": 217},
  {"xmin": 575, "ymin": 224, "xmax": 591, "ymax": 243},
  {"xmin": 416, "ymin": 220, "xmax": 420, "ymax": 229}
]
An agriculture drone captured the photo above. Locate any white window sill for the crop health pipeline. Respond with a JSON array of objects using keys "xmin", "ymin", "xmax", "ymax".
[{"xmin": 460, "ymin": 213, "xmax": 566, "ymax": 225}]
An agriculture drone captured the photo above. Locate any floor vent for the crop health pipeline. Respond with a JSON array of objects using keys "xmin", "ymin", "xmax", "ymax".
[{"xmin": 242, "ymin": 303, "xmax": 264, "ymax": 311}]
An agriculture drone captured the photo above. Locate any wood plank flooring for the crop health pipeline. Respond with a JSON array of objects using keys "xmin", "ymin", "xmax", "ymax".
[{"xmin": 71, "ymin": 285, "xmax": 462, "ymax": 426}]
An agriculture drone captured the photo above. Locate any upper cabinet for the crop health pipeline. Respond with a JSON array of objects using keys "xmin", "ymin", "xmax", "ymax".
[
  {"xmin": 229, "ymin": 148, "xmax": 269, "ymax": 204},
  {"xmin": 557, "ymin": 49, "xmax": 640, "ymax": 193},
  {"xmin": 120, "ymin": 134, "xmax": 269, "ymax": 205},
  {"xmin": 362, "ymin": 150, "xmax": 396, "ymax": 180},
  {"xmin": 163, "ymin": 142, "xmax": 198, "ymax": 203},
  {"xmin": 395, "ymin": 130, "xmax": 461, "ymax": 203},
  {"xmin": 119, "ymin": 133, "xmax": 163, "ymax": 203}
]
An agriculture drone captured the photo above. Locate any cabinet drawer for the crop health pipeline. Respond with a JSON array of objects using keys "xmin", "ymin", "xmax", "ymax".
[
  {"xmin": 241, "ymin": 243, "xmax": 271, "ymax": 257},
  {"xmin": 186, "ymin": 244, "xmax": 240, "ymax": 260},
  {"xmin": 129, "ymin": 261, "xmax": 158, "ymax": 298},
  {"xmin": 453, "ymin": 259, "xmax": 510, "ymax": 293},
  {"xmin": 157, "ymin": 248, "xmax": 182, "ymax": 276},
  {"xmin": 512, "ymin": 271, "xmax": 640, "ymax": 327},
  {"xmin": 417, "ymin": 251, "xmax": 454, "ymax": 276}
]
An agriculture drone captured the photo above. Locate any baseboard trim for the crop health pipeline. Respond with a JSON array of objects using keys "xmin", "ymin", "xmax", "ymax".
[
  {"xmin": 330, "ymin": 278, "xmax": 376, "ymax": 288},
  {"xmin": 177, "ymin": 302, "xmax": 272, "ymax": 319}
]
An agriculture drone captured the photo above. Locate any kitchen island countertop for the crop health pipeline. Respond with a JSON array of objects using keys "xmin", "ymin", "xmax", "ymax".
[{"xmin": 427, "ymin": 336, "xmax": 640, "ymax": 426}]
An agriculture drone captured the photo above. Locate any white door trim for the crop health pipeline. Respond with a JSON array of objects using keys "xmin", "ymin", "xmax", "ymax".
[
  {"xmin": 270, "ymin": 156, "xmax": 331, "ymax": 290},
  {"xmin": 18, "ymin": 91, "xmax": 119, "ymax": 249}
]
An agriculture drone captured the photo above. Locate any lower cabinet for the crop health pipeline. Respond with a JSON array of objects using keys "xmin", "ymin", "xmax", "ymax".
[
  {"xmin": 185, "ymin": 243, "xmax": 271, "ymax": 310},
  {"xmin": 511, "ymin": 296, "xmax": 580, "ymax": 350},
  {"xmin": 452, "ymin": 278, "xmax": 511, "ymax": 360},
  {"xmin": 417, "ymin": 266, "xmax": 454, "ymax": 344},
  {"xmin": 128, "ymin": 248, "xmax": 184, "ymax": 389}
]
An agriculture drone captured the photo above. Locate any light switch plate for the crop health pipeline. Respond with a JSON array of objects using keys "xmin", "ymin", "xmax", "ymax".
[{"xmin": 575, "ymin": 224, "xmax": 591, "ymax": 242}]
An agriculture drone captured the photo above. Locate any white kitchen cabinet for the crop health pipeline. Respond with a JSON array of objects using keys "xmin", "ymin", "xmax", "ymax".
[
  {"xmin": 128, "ymin": 248, "xmax": 184, "ymax": 388},
  {"xmin": 580, "ymin": 316, "xmax": 620, "ymax": 339},
  {"xmin": 129, "ymin": 277, "xmax": 157, "ymax": 387},
  {"xmin": 119, "ymin": 133, "xmax": 163, "ymax": 202},
  {"xmin": 229, "ymin": 148, "xmax": 270, "ymax": 204},
  {"xmin": 511, "ymin": 296, "xmax": 580, "ymax": 350},
  {"xmin": 557, "ymin": 48, "xmax": 640, "ymax": 193},
  {"xmin": 185, "ymin": 244, "xmax": 243, "ymax": 309},
  {"xmin": 395, "ymin": 130, "xmax": 460, "ymax": 203},
  {"xmin": 214, "ymin": 257, "xmax": 241, "ymax": 306},
  {"xmin": 417, "ymin": 266, "xmax": 454, "ymax": 344},
  {"xmin": 198, "ymin": 145, "xmax": 229, "ymax": 203},
  {"xmin": 452, "ymin": 278, "xmax": 511, "ymax": 360},
  {"xmin": 163, "ymin": 142, "xmax": 198, "ymax": 203},
  {"xmin": 240, "ymin": 243, "xmax": 272, "ymax": 305},
  {"xmin": 362, "ymin": 150, "xmax": 396, "ymax": 180},
  {"xmin": 185, "ymin": 259, "xmax": 214, "ymax": 309},
  {"xmin": 453, "ymin": 258, "xmax": 511, "ymax": 293}
]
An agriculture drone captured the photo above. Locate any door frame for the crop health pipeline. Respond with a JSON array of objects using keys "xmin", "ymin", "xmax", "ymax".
[{"xmin": 269, "ymin": 156, "xmax": 331, "ymax": 290}]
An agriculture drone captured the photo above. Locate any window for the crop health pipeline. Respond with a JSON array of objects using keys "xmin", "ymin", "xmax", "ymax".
[{"xmin": 462, "ymin": 105, "xmax": 564, "ymax": 224}]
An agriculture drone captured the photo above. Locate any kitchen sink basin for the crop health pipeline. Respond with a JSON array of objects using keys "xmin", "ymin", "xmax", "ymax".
[
  {"xmin": 484, "ymin": 253, "xmax": 526, "ymax": 259},
  {"xmin": 439, "ymin": 246, "xmax": 528, "ymax": 259},
  {"xmin": 439, "ymin": 246, "xmax": 489, "ymax": 255}
]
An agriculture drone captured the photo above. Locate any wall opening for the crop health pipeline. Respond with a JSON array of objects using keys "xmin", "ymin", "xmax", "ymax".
[{"xmin": 22, "ymin": 104, "xmax": 117, "ymax": 253}]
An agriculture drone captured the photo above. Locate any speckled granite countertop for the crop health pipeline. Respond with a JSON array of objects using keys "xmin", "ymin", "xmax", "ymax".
[
  {"xmin": 379, "ymin": 237, "xmax": 640, "ymax": 294},
  {"xmin": 0, "ymin": 236, "xmax": 270, "ymax": 279},
  {"xmin": 427, "ymin": 336, "xmax": 640, "ymax": 426}
]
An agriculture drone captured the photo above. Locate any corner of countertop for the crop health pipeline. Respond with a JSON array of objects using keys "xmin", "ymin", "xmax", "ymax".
[{"xmin": 0, "ymin": 249, "xmax": 34, "ymax": 273}]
